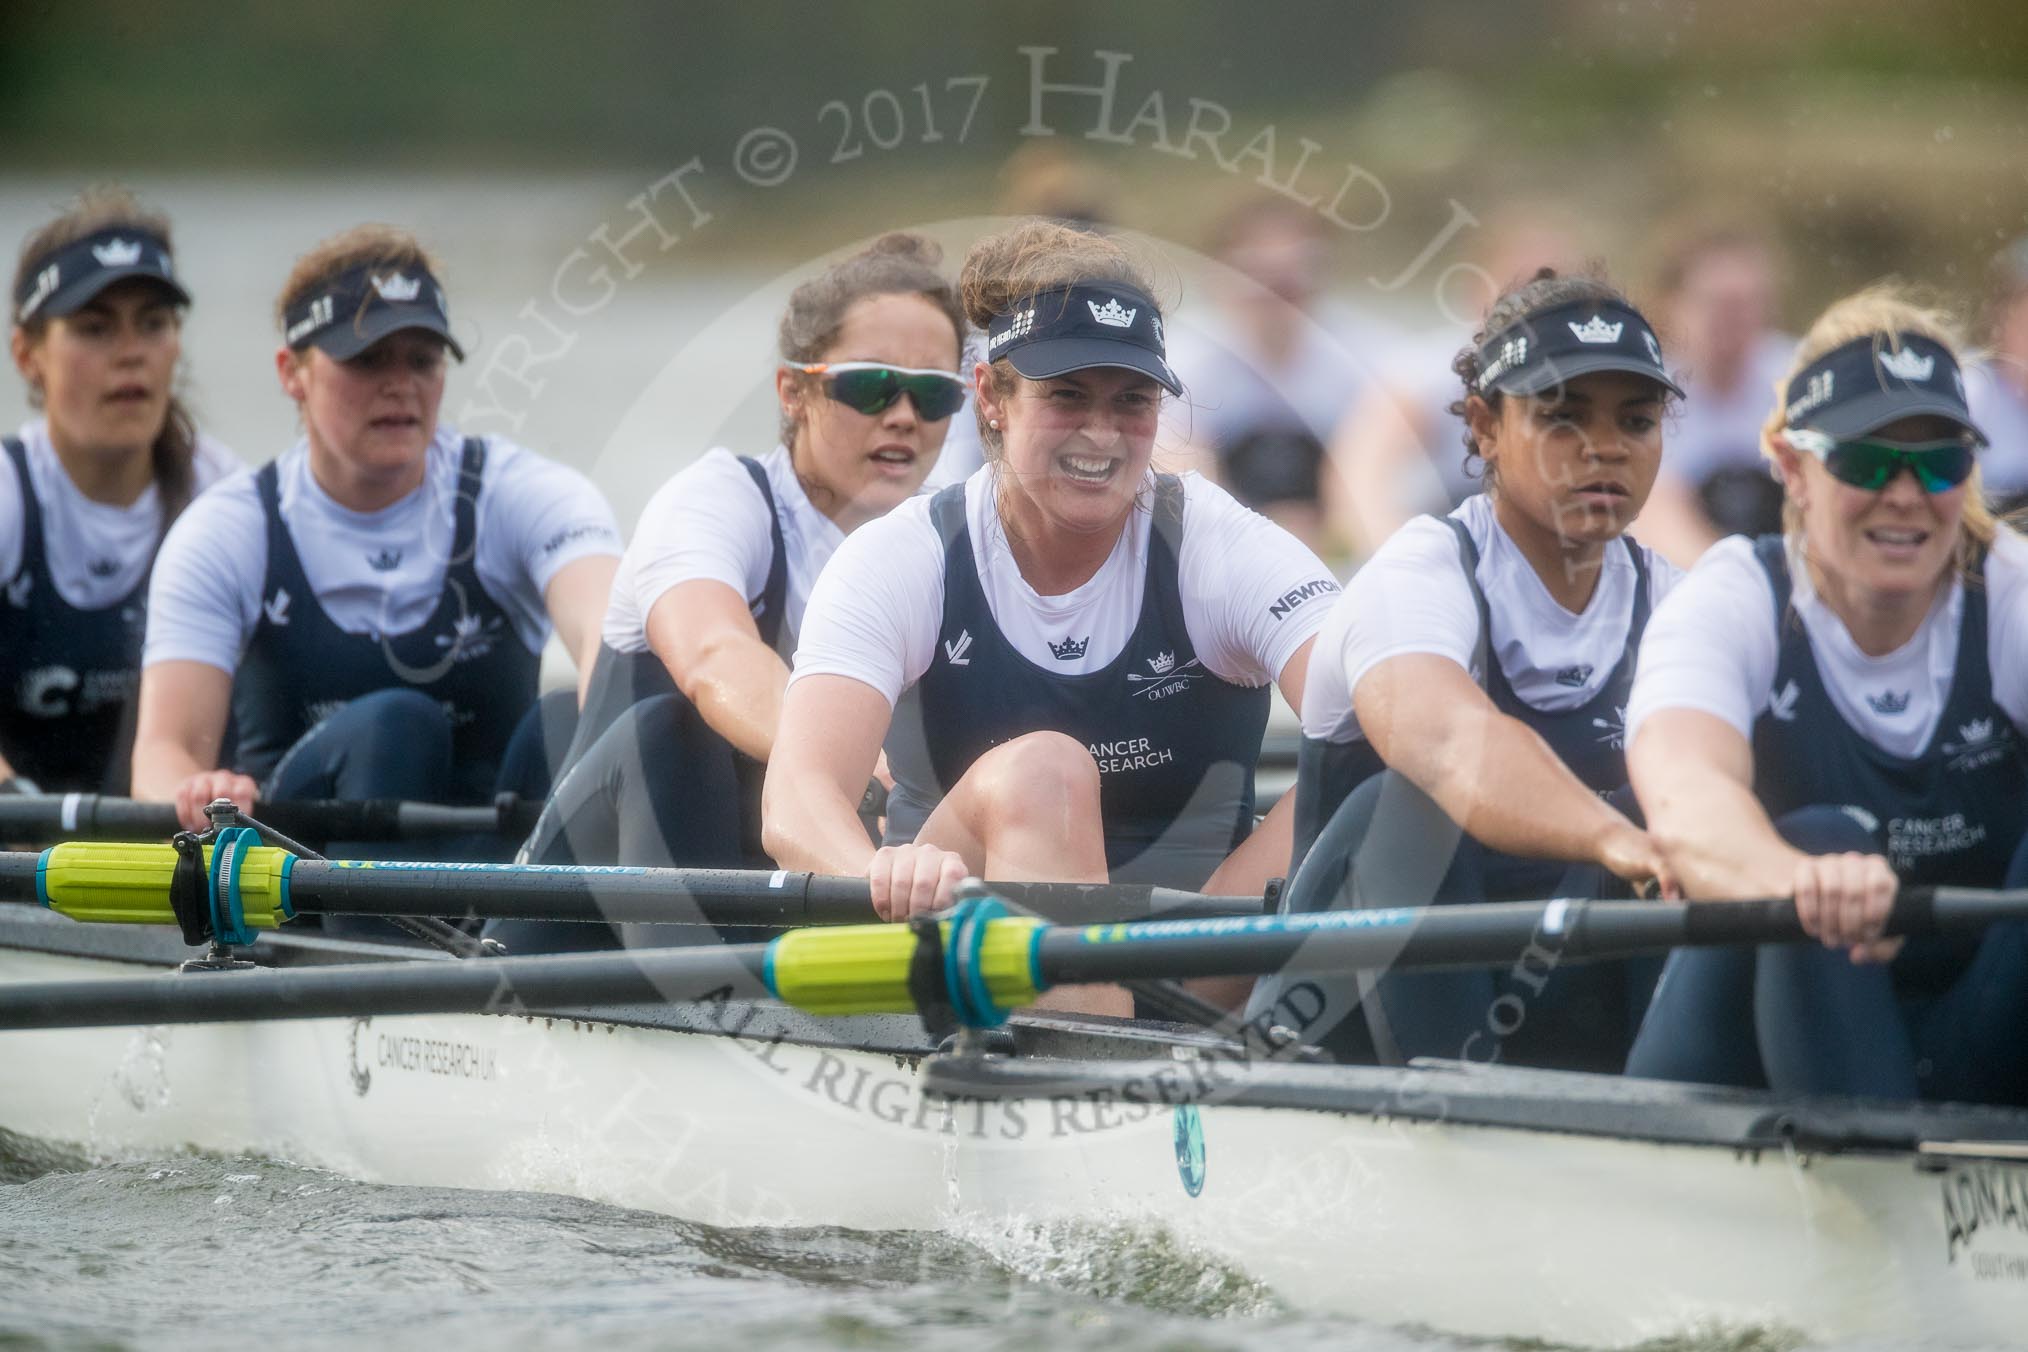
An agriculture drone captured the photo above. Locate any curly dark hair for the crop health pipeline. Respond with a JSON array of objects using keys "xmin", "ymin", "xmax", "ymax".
[{"xmin": 1446, "ymin": 267, "xmax": 1658, "ymax": 490}]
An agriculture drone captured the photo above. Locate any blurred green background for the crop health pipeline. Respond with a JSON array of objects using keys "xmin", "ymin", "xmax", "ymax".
[{"xmin": 6, "ymin": 0, "xmax": 2028, "ymax": 310}]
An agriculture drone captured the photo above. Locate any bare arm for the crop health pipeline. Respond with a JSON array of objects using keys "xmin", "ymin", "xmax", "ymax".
[
  {"xmin": 1203, "ymin": 638, "xmax": 1315, "ymax": 897},
  {"xmin": 131, "ymin": 660, "xmax": 257, "ymax": 828},
  {"xmin": 1629, "ymin": 708, "xmax": 1897, "ymax": 959},
  {"xmin": 541, "ymin": 554, "xmax": 619, "ymax": 703},
  {"xmin": 1357, "ymin": 653, "xmax": 1660, "ymax": 883},
  {"xmin": 646, "ymin": 579, "xmax": 786, "ymax": 763},
  {"xmin": 763, "ymin": 674, "xmax": 892, "ymax": 877}
]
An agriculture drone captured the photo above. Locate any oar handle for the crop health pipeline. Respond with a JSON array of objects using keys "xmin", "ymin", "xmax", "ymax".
[
  {"xmin": 0, "ymin": 794, "xmax": 540, "ymax": 843},
  {"xmin": 6, "ymin": 844, "xmax": 1266, "ymax": 932}
]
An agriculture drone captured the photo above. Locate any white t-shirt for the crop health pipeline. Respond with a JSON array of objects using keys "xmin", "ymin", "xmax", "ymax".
[
  {"xmin": 790, "ymin": 467, "xmax": 1336, "ymax": 705},
  {"xmin": 603, "ymin": 445, "xmax": 843, "ymax": 655},
  {"xmin": 144, "ymin": 426, "xmax": 620, "ymax": 674},
  {"xmin": 1625, "ymin": 532, "xmax": 2028, "ymax": 758},
  {"xmin": 1657, "ymin": 334, "xmax": 1795, "ymax": 488},
  {"xmin": 1, "ymin": 418, "xmax": 238, "ymax": 608},
  {"xmin": 1305, "ymin": 494, "xmax": 1682, "ymax": 744},
  {"xmin": 1967, "ymin": 360, "xmax": 2028, "ymax": 498}
]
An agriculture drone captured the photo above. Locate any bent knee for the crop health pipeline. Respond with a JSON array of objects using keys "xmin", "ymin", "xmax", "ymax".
[{"xmin": 975, "ymin": 731, "xmax": 1100, "ymax": 815}]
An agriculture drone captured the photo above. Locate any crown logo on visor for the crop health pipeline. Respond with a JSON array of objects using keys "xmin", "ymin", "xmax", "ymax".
[
  {"xmin": 372, "ymin": 273, "xmax": 422, "ymax": 303},
  {"xmin": 91, "ymin": 238, "xmax": 142, "ymax": 267},
  {"xmin": 1569, "ymin": 315, "xmax": 1623, "ymax": 344},
  {"xmin": 1088, "ymin": 297, "xmax": 1137, "ymax": 328},
  {"xmin": 1880, "ymin": 347, "xmax": 1935, "ymax": 382}
]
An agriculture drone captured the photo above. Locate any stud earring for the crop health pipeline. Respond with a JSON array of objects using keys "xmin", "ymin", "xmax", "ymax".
[{"xmin": 988, "ymin": 419, "xmax": 1000, "ymax": 430}]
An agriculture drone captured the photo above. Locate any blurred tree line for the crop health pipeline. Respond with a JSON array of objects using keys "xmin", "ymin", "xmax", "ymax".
[{"xmin": 5, "ymin": 0, "xmax": 2028, "ymax": 313}]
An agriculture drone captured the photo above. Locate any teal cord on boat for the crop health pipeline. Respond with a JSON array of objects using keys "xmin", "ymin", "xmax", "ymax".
[
  {"xmin": 761, "ymin": 932, "xmax": 782, "ymax": 1000},
  {"xmin": 207, "ymin": 826, "xmax": 261, "ymax": 947},
  {"xmin": 276, "ymin": 851, "xmax": 297, "ymax": 923},
  {"xmin": 943, "ymin": 895, "xmax": 1014, "ymax": 1028},
  {"xmin": 34, "ymin": 847, "xmax": 50, "ymax": 910}
]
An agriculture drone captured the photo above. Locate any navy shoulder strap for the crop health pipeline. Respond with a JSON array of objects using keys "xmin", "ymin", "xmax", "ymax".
[
  {"xmin": 1439, "ymin": 515, "xmax": 1493, "ymax": 687},
  {"xmin": 3, "ymin": 438, "xmax": 41, "ymax": 582},
  {"xmin": 736, "ymin": 455, "xmax": 789, "ymax": 648},
  {"xmin": 1751, "ymin": 534, "xmax": 1794, "ymax": 629},
  {"xmin": 927, "ymin": 479, "xmax": 968, "ymax": 548},
  {"xmin": 446, "ymin": 436, "xmax": 487, "ymax": 572},
  {"xmin": 1622, "ymin": 535, "xmax": 1654, "ymax": 639},
  {"xmin": 1145, "ymin": 473, "xmax": 1192, "ymax": 641}
]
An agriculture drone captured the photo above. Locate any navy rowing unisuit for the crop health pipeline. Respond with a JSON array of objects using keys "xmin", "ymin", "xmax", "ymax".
[
  {"xmin": 885, "ymin": 473, "xmax": 1270, "ymax": 890},
  {"xmin": 0, "ymin": 437, "xmax": 146, "ymax": 791},
  {"xmin": 1292, "ymin": 520, "xmax": 1652, "ymax": 894},
  {"xmin": 232, "ymin": 436, "xmax": 538, "ymax": 799}
]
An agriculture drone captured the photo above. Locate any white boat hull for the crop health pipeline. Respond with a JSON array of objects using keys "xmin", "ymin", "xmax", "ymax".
[{"xmin": 4, "ymin": 945, "xmax": 2027, "ymax": 1346}]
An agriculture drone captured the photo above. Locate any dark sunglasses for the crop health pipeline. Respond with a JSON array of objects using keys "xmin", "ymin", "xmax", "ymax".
[
  {"xmin": 786, "ymin": 361, "xmax": 968, "ymax": 422},
  {"xmin": 1787, "ymin": 429, "xmax": 1978, "ymax": 493}
]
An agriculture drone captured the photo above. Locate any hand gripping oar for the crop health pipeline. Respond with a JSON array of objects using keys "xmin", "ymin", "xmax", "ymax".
[
  {"xmin": 4, "ymin": 887, "xmax": 2025, "ymax": 1033},
  {"xmin": 0, "ymin": 794, "xmax": 543, "ymax": 845},
  {"xmin": 0, "ymin": 841, "xmax": 1267, "ymax": 935}
]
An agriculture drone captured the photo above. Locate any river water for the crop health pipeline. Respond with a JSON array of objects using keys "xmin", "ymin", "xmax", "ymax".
[{"xmin": 0, "ymin": 1128, "xmax": 1840, "ymax": 1352}]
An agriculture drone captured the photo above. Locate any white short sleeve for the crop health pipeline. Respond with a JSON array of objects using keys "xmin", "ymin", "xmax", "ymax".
[
  {"xmin": 1625, "ymin": 536, "xmax": 1779, "ymax": 745},
  {"xmin": 1985, "ymin": 530, "xmax": 2028, "ymax": 730},
  {"xmin": 476, "ymin": 436, "xmax": 622, "ymax": 601},
  {"xmin": 142, "ymin": 471, "xmax": 268, "ymax": 674},
  {"xmin": 1335, "ymin": 514, "xmax": 1483, "ymax": 692},
  {"xmin": 787, "ymin": 495, "xmax": 946, "ymax": 707},
  {"xmin": 604, "ymin": 449, "xmax": 774, "ymax": 651},
  {"xmin": 1175, "ymin": 476, "xmax": 1339, "ymax": 686}
]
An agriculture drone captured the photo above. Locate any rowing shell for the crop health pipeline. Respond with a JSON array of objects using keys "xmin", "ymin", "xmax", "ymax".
[{"xmin": 3, "ymin": 910, "xmax": 2026, "ymax": 1346}]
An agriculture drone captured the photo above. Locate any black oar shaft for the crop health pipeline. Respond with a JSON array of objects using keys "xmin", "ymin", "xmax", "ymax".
[
  {"xmin": 275, "ymin": 863, "xmax": 1252, "ymax": 928},
  {"xmin": 0, "ymin": 945, "xmax": 769, "ymax": 1031},
  {"xmin": 1034, "ymin": 891, "xmax": 1954, "ymax": 985},
  {"xmin": 0, "ymin": 795, "xmax": 540, "ymax": 843}
]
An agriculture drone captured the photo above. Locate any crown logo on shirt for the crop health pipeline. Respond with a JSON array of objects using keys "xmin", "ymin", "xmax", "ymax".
[
  {"xmin": 1569, "ymin": 315, "xmax": 1623, "ymax": 344},
  {"xmin": 1049, "ymin": 635, "xmax": 1090, "ymax": 661},
  {"xmin": 367, "ymin": 547, "xmax": 403, "ymax": 572},
  {"xmin": 91, "ymin": 238, "xmax": 143, "ymax": 268},
  {"xmin": 1148, "ymin": 650, "xmax": 1176, "ymax": 675},
  {"xmin": 1555, "ymin": 664, "xmax": 1593, "ymax": 688},
  {"xmin": 1958, "ymin": 717, "xmax": 1994, "ymax": 746},
  {"xmin": 1088, "ymin": 297, "xmax": 1136, "ymax": 328},
  {"xmin": 86, "ymin": 557, "xmax": 120, "ymax": 579},
  {"xmin": 1880, "ymin": 347, "xmax": 1934, "ymax": 382},
  {"xmin": 1866, "ymin": 689, "xmax": 1911, "ymax": 716},
  {"xmin": 372, "ymin": 272, "xmax": 422, "ymax": 302}
]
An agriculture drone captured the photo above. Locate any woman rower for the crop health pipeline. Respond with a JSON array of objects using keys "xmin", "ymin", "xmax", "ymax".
[
  {"xmin": 131, "ymin": 225, "xmax": 621, "ymax": 837},
  {"xmin": 1625, "ymin": 287, "xmax": 2028, "ymax": 1105},
  {"xmin": 495, "ymin": 234, "xmax": 962, "ymax": 948},
  {"xmin": 3, "ymin": 187, "xmax": 237, "ymax": 796},
  {"xmin": 1260, "ymin": 270, "xmax": 1679, "ymax": 1070},
  {"xmin": 765, "ymin": 220, "xmax": 1338, "ymax": 1014}
]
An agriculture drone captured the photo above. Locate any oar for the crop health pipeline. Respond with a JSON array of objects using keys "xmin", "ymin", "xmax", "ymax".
[
  {"xmin": 0, "ymin": 794, "xmax": 542, "ymax": 844},
  {"xmin": 2, "ymin": 886, "xmax": 2021, "ymax": 1032},
  {"xmin": 0, "ymin": 842, "xmax": 1266, "ymax": 932}
]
